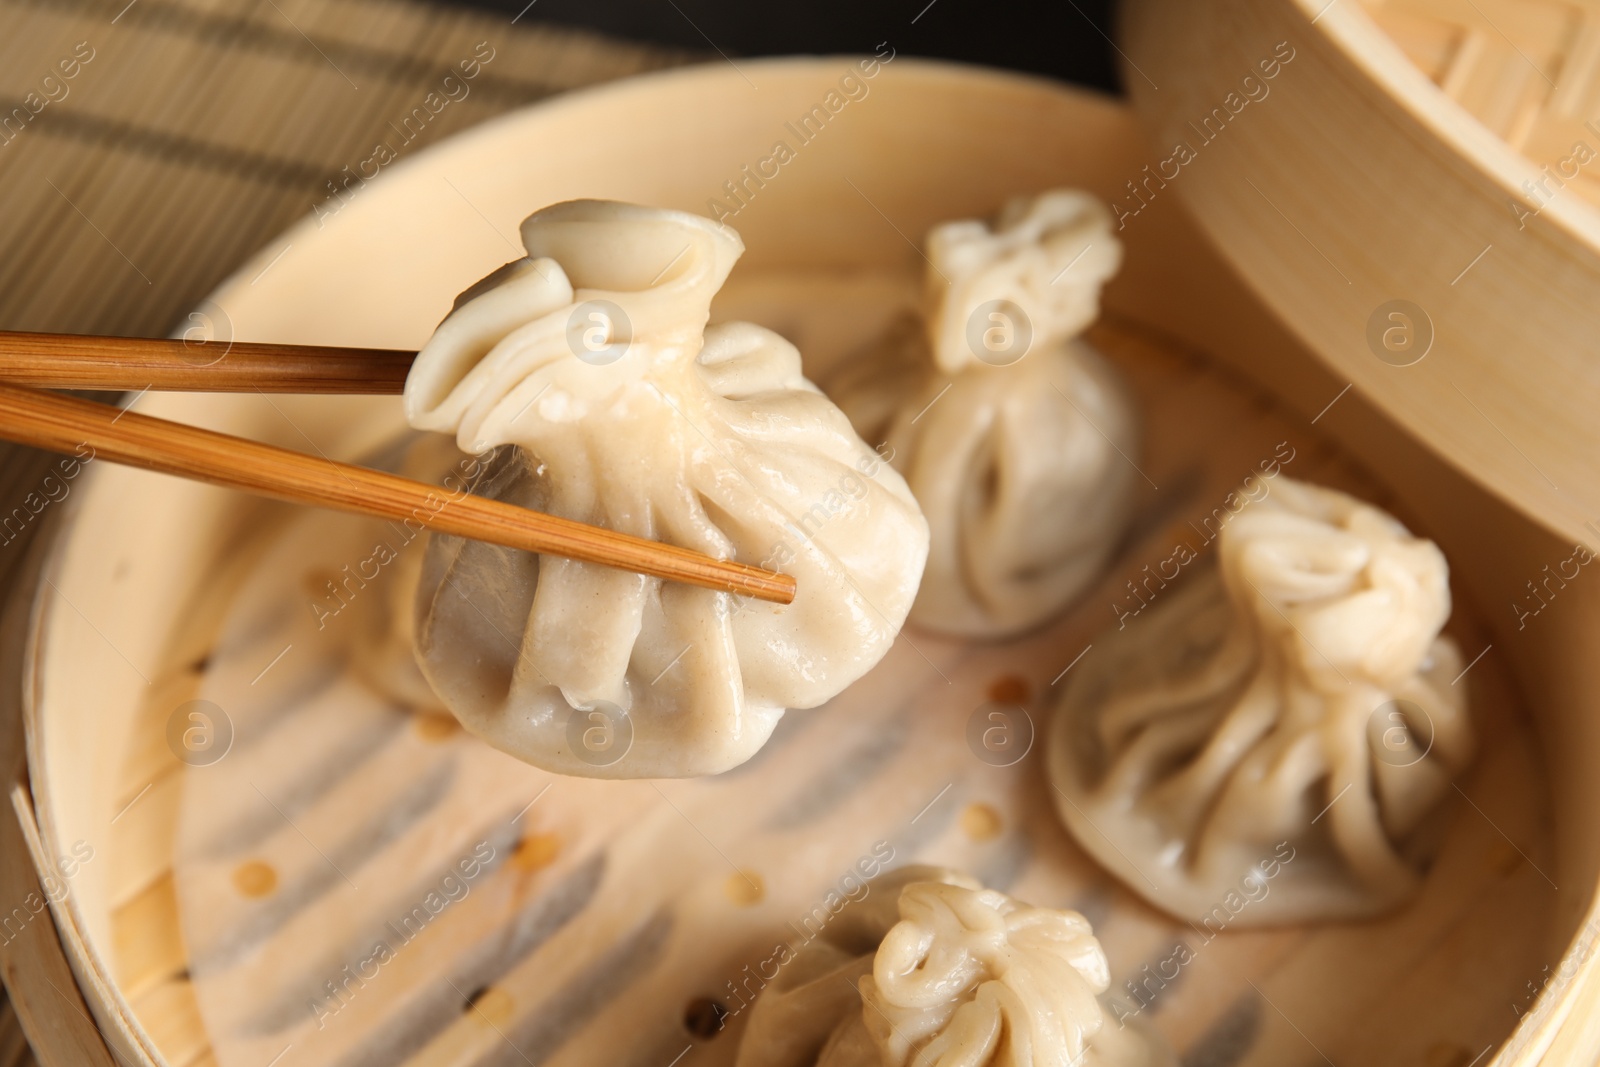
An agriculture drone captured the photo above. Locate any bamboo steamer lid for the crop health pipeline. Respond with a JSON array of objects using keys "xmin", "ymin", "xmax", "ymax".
[{"xmin": 1121, "ymin": 0, "xmax": 1600, "ymax": 549}]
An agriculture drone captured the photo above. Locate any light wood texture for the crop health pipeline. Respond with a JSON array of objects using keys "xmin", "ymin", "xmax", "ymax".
[
  {"xmin": 7, "ymin": 786, "xmax": 146, "ymax": 1066},
  {"xmin": 0, "ymin": 333, "xmax": 412, "ymax": 395},
  {"xmin": 1357, "ymin": 0, "xmax": 1600, "ymax": 208},
  {"xmin": 0, "ymin": 552, "xmax": 116, "ymax": 1067},
  {"xmin": 1121, "ymin": 0, "xmax": 1600, "ymax": 566},
  {"xmin": 0, "ymin": 383, "xmax": 796, "ymax": 607},
  {"xmin": 93, "ymin": 315, "xmax": 1549, "ymax": 1067},
  {"xmin": 9, "ymin": 56, "xmax": 1600, "ymax": 1067}
]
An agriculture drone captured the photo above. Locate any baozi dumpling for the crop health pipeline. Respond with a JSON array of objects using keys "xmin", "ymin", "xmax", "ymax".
[
  {"xmin": 736, "ymin": 866, "xmax": 1174, "ymax": 1067},
  {"xmin": 403, "ymin": 200, "xmax": 929, "ymax": 778},
  {"xmin": 1048, "ymin": 477, "xmax": 1474, "ymax": 923},
  {"xmin": 828, "ymin": 190, "xmax": 1138, "ymax": 638}
]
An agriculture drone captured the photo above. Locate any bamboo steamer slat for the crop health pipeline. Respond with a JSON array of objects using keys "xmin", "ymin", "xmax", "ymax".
[
  {"xmin": 1357, "ymin": 0, "xmax": 1600, "ymax": 210},
  {"xmin": 1121, "ymin": 0, "xmax": 1600, "ymax": 558},
  {"xmin": 2, "ymin": 57, "xmax": 1597, "ymax": 1067}
]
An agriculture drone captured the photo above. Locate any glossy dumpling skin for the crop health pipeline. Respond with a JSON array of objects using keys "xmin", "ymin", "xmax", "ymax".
[
  {"xmin": 735, "ymin": 867, "xmax": 1175, "ymax": 1067},
  {"xmin": 1048, "ymin": 478, "xmax": 1474, "ymax": 923},
  {"xmin": 828, "ymin": 190, "xmax": 1138, "ymax": 639},
  {"xmin": 403, "ymin": 200, "xmax": 929, "ymax": 779}
]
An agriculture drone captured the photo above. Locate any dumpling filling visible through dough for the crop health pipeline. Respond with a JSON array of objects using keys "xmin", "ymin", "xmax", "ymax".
[
  {"xmin": 345, "ymin": 431, "xmax": 466, "ymax": 714},
  {"xmin": 1048, "ymin": 477, "xmax": 1474, "ymax": 923},
  {"xmin": 403, "ymin": 200, "xmax": 929, "ymax": 778}
]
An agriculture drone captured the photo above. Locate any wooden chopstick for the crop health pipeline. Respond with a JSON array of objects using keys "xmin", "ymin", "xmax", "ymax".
[
  {"xmin": 0, "ymin": 383, "xmax": 797, "ymax": 606},
  {"xmin": 0, "ymin": 331, "xmax": 412, "ymax": 393}
]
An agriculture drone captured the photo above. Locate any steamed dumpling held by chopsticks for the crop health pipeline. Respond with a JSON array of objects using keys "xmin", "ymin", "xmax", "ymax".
[{"xmin": 403, "ymin": 200, "xmax": 929, "ymax": 778}]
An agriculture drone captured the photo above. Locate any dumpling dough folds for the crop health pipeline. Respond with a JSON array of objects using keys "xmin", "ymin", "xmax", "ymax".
[
  {"xmin": 736, "ymin": 866, "xmax": 1174, "ymax": 1067},
  {"xmin": 1048, "ymin": 478, "xmax": 1474, "ymax": 923},
  {"xmin": 403, "ymin": 200, "xmax": 928, "ymax": 779},
  {"xmin": 829, "ymin": 190, "xmax": 1138, "ymax": 638}
]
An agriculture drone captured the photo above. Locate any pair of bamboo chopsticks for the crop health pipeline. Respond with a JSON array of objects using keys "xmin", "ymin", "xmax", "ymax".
[{"xmin": 0, "ymin": 331, "xmax": 796, "ymax": 605}]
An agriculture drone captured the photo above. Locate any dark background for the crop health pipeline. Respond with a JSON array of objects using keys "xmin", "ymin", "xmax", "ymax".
[{"xmin": 446, "ymin": 0, "xmax": 1125, "ymax": 93}]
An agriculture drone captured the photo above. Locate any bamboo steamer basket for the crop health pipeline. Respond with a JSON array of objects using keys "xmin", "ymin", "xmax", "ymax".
[
  {"xmin": 0, "ymin": 53, "xmax": 1596, "ymax": 1067},
  {"xmin": 1119, "ymin": 0, "xmax": 1600, "ymax": 562}
]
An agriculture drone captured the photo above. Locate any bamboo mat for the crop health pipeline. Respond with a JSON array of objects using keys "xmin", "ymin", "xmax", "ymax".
[
  {"xmin": 0, "ymin": 0, "xmax": 697, "ymax": 337},
  {"xmin": 0, "ymin": 1, "xmax": 694, "ymax": 1060}
]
